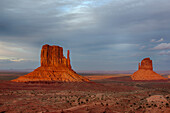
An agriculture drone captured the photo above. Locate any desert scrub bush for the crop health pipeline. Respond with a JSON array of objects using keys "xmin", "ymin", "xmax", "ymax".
[
  {"xmin": 81, "ymin": 101, "xmax": 85, "ymax": 104},
  {"xmin": 166, "ymin": 103, "xmax": 169, "ymax": 107},
  {"xmin": 86, "ymin": 99, "xmax": 88, "ymax": 102},
  {"xmin": 66, "ymin": 100, "xmax": 69, "ymax": 103},
  {"xmin": 101, "ymin": 102, "xmax": 104, "ymax": 106},
  {"xmin": 78, "ymin": 97, "xmax": 81, "ymax": 102}
]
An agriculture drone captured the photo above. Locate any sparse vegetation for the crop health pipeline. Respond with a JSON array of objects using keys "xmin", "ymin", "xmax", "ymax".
[{"xmin": 0, "ymin": 73, "xmax": 169, "ymax": 112}]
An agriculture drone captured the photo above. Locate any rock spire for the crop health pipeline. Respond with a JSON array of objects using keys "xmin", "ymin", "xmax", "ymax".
[
  {"xmin": 12, "ymin": 44, "xmax": 89, "ymax": 82},
  {"xmin": 131, "ymin": 58, "xmax": 167, "ymax": 80}
]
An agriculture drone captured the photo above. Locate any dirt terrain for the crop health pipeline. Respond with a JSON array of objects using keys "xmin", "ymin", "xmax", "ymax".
[
  {"xmin": 85, "ymin": 74, "xmax": 130, "ymax": 80},
  {"xmin": 0, "ymin": 72, "xmax": 170, "ymax": 113}
]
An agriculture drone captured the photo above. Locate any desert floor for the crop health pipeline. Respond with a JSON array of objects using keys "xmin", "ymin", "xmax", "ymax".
[{"xmin": 0, "ymin": 72, "xmax": 170, "ymax": 113}]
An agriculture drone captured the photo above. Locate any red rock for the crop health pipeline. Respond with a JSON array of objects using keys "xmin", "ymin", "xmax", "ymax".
[
  {"xmin": 138, "ymin": 58, "xmax": 153, "ymax": 70},
  {"xmin": 12, "ymin": 44, "xmax": 89, "ymax": 82},
  {"xmin": 131, "ymin": 58, "xmax": 167, "ymax": 80}
]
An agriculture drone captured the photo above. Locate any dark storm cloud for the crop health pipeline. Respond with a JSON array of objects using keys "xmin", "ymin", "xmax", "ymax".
[
  {"xmin": 90, "ymin": 0, "xmax": 170, "ymax": 39},
  {"xmin": 0, "ymin": 0, "xmax": 170, "ymax": 70}
]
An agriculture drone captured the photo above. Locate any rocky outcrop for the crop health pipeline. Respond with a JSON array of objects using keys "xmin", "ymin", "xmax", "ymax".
[
  {"xmin": 12, "ymin": 44, "xmax": 89, "ymax": 82},
  {"xmin": 40, "ymin": 45, "xmax": 71, "ymax": 68},
  {"xmin": 138, "ymin": 58, "xmax": 153, "ymax": 70},
  {"xmin": 131, "ymin": 58, "xmax": 167, "ymax": 80}
]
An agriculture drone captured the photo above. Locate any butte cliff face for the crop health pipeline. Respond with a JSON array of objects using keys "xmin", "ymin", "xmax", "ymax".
[
  {"xmin": 131, "ymin": 58, "xmax": 167, "ymax": 80},
  {"xmin": 12, "ymin": 44, "xmax": 89, "ymax": 82},
  {"xmin": 41, "ymin": 45, "xmax": 71, "ymax": 68}
]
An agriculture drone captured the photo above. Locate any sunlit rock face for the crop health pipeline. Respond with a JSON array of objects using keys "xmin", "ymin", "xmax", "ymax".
[
  {"xmin": 138, "ymin": 58, "xmax": 153, "ymax": 70},
  {"xmin": 41, "ymin": 44, "xmax": 71, "ymax": 68},
  {"xmin": 12, "ymin": 44, "xmax": 89, "ymax": 82},
  {"xmin": 131, "ymin": 58, "xmax": 167, "ymax": 80}
]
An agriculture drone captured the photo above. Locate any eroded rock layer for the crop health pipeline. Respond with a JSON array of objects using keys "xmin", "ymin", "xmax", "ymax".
[
  {"xmin": 131, "ymin": 58, "xmax": 167, "ymax": 80},
  {"xmin": 12, "ymin": 44, "xmax": 89, "ymax": 82}
]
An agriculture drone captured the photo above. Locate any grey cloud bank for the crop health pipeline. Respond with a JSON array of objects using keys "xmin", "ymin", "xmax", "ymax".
[{"xmin": 0, "ymin": 0, "xmax": 170, "ymax": 71}]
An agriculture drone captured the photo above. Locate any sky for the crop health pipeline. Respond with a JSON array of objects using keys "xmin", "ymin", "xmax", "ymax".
[{"xmin": 0, "ymin": 0, "xmax": 170, "ymax": 71}]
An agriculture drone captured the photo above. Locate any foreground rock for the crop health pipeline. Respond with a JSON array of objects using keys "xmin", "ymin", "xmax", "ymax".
[
  {"xmin": 146, "ymin": 95, "xmax": 169, "ymax": 105},
  {"xmin": 131, "ymin": 58, "xmax": 167, "ymax": 80},
  {"xmin": 12, "ymin": 44, "xmax": 89, "ymax": 82}
]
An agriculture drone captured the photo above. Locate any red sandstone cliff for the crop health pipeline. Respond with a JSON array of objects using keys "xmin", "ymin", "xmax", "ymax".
[
  {"xmin": 131, "ymin": 58, "xmax": 167, "ymax": 80},
  {"xmin": 12, "ymin": 44, "xmax": 89, "ymax": 82}
]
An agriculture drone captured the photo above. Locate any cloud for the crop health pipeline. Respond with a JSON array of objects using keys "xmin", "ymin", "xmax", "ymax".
[
  {"xmin": 10, "ymin": 58, "xmax": 25, "ymax": 62},
  {"xmin": 140, "ymin": 46, "xmax": 146, "ymax": 50},
  {"xmin": 151, "ymin": 38, "xmax": 164, "ymax": 43},
  {"xmin": 151, "ymin": 39, "xmax": 156, "ymax": 42},
  {"xmin": 157, "ymin": 38, "xmax": 164, "ymax": 42},
  {"xmin": 0, "ymin": 58, "xmax": 39, "ymax": 69},
  {"xmin": 0, "ymin": 0, "xmax": 170, "ymax": 70},
  {"xmin": 152, "ymin": 43, "xmax": 170, "ymax": 50},
  {"xmin": 0, "ymin": 59, "xmax": 12, "ymax": 63},
  {"xmin": 159, "ymin": 51, "xmax": 170, "ymax": 55},
  {"xmin": 0, "ymin": 58, "xmax": 25, "ymax": 63},
  {"xmin": 0, "ymin": 41, "xmax": 39, "ymax": 61}
]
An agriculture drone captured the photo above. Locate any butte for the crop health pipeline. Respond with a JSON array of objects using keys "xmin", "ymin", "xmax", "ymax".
[
  {"xmin": 131, "ymin": 58, "xmax": 167, "ymax": 80},
  {"xmin": 12, "ymin": 44, "xmax": 90, "ymax": 82}
]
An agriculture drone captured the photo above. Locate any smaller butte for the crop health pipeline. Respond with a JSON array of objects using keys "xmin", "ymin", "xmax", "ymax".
[
  {"xmin": 12, "ymin": 44, "xmax": 90, "ymax": 82},
  {"xmin": 131, "ymin": 58, "xmax": 167, "ymax": 80}
]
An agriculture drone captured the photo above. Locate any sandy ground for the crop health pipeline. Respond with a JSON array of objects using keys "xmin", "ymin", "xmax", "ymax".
[
  {"xmin": 0, "ymin": 72, "xmax": 170, "ymax": 113},
  {"xmin": 85, "ymin": 74, "xmax": 130, "ymax": 80}
]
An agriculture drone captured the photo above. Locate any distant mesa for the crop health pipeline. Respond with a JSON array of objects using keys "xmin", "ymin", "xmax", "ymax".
[
  {"xmin": 131, "ymin": 58, "xmax": 168, "ymax": 80},
  {"xmin": 12, "ymin": 44, "xmax": 90, "ymax": 82}
]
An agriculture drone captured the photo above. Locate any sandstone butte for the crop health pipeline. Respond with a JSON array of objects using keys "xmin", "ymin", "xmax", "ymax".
[
  {"xmin": 131, "ymin": 58, "xmax": 168, "ymax": 80},
  {"xmin": 12, "ymin": 44, "xmax": 90, "ymax": 82}
]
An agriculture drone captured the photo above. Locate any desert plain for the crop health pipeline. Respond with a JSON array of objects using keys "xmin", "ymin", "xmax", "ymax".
[
  {"xmin": 1, "ymin": 0, "xmax": 170, "ymax": 113},
  {"xmin": 0, "ymin": 71, "xmax": 169, "ymax": 113}
]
